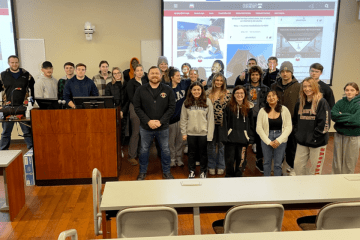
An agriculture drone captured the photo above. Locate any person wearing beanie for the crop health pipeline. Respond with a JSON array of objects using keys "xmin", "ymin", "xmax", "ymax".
[
  {"xmin": 34, "ymin": 61, "xmax": 58, "ymax": 99},
  {"xmin": 123, "ymin": 57, "xmax": 148, "ymax": 83},
  {"xmin": 271, "ymin": 61, "xmax": 300, "ymax": 176},
  {"xmin": 158, "ymin": 56, "xmax": 170, "ymax": 83}
]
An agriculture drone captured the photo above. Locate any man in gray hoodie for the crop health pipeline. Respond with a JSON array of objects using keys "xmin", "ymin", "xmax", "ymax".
[{"xmin": 34, "ymin": 61, "xmax": 58, "ymax": 99}]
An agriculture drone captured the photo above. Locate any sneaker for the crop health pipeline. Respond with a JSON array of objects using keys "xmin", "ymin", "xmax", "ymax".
[
  {"xmin": 252, "ymin": 144, "xmax": 257, "ymax": 153},
  {"xmin": 208, "ymin": 168, "xmax": 216, "ymax": 175},
  {"xmin": 289, "ymin": 169, "xmax": 296, "ymax": 176},
  {"xmin": 256, "ymin": 158, "xmax": 264, "ymax": 173},
  {"xmin": 188, "ymin": 171, "xmax": 195, "ymax": 178},
  {"xmin": 170, "ymin": 161, "xmax": 176, "ymax": 167},
  {"xmin": 217, "ymin": 169, "xmax": 224, "ymax": 175},
  {"xmin": 286, "ymin": 167, "xmax": 291, "ymax": 172},
  {"xmin": 184, "ymin": 146, "xmax": 188, "ymax": 154},
  {"xmin": 163, "ymin": 173, "xmax": 175, "ymax": 179},
  {"xmin": 196, "ymin": 161, "xmax": 200, "ymax": 166},
  {"xmin": 200, "ymin": 172, "xmax": 206, "ymax": 178},
  {"xmin": 176, "ymin": 160, "xmax": 184, "ymax": 167},
  {"xmin": 128, "ymin": 158, "xmax": 138, "ymax": 166},
  {"xmin": 137, "ymin": 173, "xmax": 146, "ymax": 180}
]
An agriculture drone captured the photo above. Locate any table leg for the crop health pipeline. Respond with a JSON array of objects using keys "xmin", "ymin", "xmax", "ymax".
[
  {"xmin": 102, "ymin": 211, "xmax": 111, "ymax": 238},
  {"xmin": 0, "ymin": 168, "xmax": 9, "ymax": 211},
  {"xmin": 193, "ymin": 207, "xmax": 201, "ymax": 235}
]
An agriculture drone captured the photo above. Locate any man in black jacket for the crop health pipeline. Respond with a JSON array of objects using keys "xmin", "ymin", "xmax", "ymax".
[
  {"xmin": 0, "ymin": 55, "xmax": 34, "ymax": 150},
  {"xmin": 309, "ymin": 63, "xmax": 335, "ymax": 109},
  {"xmin": 133, "ymin": 66, "xmax": 176, "ymax": 180}
]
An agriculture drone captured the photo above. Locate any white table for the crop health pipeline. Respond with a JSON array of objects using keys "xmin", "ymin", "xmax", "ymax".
[
  {"xmin": 100, "ymin": 174, "xmax": 360, "ymax": 238},
  {"xmin": 97, "ymin": 228, "xmax": 360, "ymax": 240},
  {"xmin": 0, "ymin": 150, "xmax": 26, "ymax": 221}
]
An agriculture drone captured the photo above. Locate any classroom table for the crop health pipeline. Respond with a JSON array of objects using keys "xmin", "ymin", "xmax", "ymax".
[
  {"xmin": 0, "ymin": 150, "xmax": 26, "ymax": 221},
  {"xmin": 100, "ymin": 174, "xmax": 360, "ymax": 238},
  {"xmin": 97, "ymin": 228, "xmax": 360, "ymax": 240}
]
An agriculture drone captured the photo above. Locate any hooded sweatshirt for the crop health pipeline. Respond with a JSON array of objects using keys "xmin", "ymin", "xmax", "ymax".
[
  {"xmin": 123, "ymin": 57, "xmax": 145, "ymax": 82},
  {"xmin": 331, "ymin": 94, "xmax": 360, "ymax": 136},
  {"xmin": 220, "ymin": 103, "xmax": 255, "ymax": 144},
  {"xmin": 180, "ymin": 98, "xmax": 214, "ymax": 141},
  {"xmin": 207, "ymin": 60, "xmax": 225, "ymax": 87},
  {"xmin": 34, "ymin": 74, "xmax": 58, "ymax": 99},
  {"xmin": 293, "ymin": 98, "xmax": 331, "ymax": 148},
  {"xmin": 271, "ymin": 76, "xmax": 300, "ymax": 118},
  {"xmin": 169, "ymin": 79, "xmax": 192, "ymax": 124}
]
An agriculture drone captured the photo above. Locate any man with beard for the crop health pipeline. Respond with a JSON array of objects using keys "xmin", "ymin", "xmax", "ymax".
[
  {"xmin": 133, "ymin": 66, "xmax": 175, "ymax": 180},
  {"xmin": 0, "ymin": 55, "xmax": 35, "ymax": 150}
]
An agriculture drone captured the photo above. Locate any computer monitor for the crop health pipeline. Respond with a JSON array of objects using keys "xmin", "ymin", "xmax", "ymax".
[
  {"xmin": 36, "ymin": 98, "xmax": 60, "ymax": 109},
  {"xmin": 73, "ymin": 96, "xmax": 114, "ymax": 109}
]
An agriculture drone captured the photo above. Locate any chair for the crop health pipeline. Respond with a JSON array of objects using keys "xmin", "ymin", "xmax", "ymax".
[
  {"xmin": 212, "ymin": 204, "xmax": 284, "ymax": 234},
  {"xmin": 116, "ymin": 206, "xmax": 178, "ymax": 238},
  {"xmin": 92, "ymin": 168, "xmax": 103, "ymax": 235},
  {"xmin": 57, "ymin": 229, "xmax": 78, "ymax": 240},
  {"xmin": 297, "ymin": 201, "xmax": 360, "ymax": 230}
]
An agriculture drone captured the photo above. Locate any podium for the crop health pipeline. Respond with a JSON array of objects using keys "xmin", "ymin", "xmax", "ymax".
[{"xmin": 31, "ymin": 108, "xmax": 121, "ymax": 184}]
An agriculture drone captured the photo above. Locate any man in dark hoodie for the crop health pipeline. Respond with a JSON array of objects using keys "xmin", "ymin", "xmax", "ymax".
[
  {"xmin": 243, "ymin": 65, "xmax": 269, "ymax": 173},
  {"xmin": 63, "ymin": 63, "xmax": 99, "ymax": 109},
  {"xmin": 271, "ymin": 61, "xmax": 300, "ymax": 176},
  {"xmin": 123, "ymin": 57, "xmax": 148, "ymax": 83},
  {"xmin": 133, "ymin": 66, "xmax": 175, "ymax": 180},
  {"xmin": 207, "ymin": 60, "xmax": 225, "ymax": 88},
  {"xmin": 0, "ymin": 55, "xmax": 34, "ymax": 150},
  {"xmin": 309, "ymin": 63, "xmax": 335, "ymax": 109},
  {"xmin": 263, "ymin": 56, "xmax": 280, "ymax": 88}
]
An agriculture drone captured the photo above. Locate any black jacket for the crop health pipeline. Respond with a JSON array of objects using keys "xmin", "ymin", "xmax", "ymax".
[
  {"xmin": 0, "ymin": 68, "xmax": 35, "ymax": 106},
  {"xmin": 220, "ymin": 105, "xmax": 255, "ymax": 144},
  {"xmin": 293, "ymin": 98, "xmax": 331, "ymax": 148},
  {"xmin": 234, "ymin": 69, "xmax": 249, "ymax": 86},
  {"xmin": 243, "ymin": 82, "xmax": 269, "ymax": 118},
  {"xmin": 262, "ymin": 68, "xmax": 279, "ymax": 88},
  {"xmin": 318, "ymin": 80, "xmax": 335, "ymax": 109},
  {"xmin": 105, "ymin": 81, "xmax": 129, "ymax": 115},
  {"xmin": 126, "ymin": 78, "xmax": 148, "ymax": 103},
  {"xmin": 133, "ymin": 83, "xmax": 175, "ymax": 131}
]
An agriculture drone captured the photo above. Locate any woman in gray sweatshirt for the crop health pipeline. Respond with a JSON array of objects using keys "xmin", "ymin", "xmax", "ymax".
[{"xmin": 180, "ymin": 82, "xmax": 214, "ymax": 178}]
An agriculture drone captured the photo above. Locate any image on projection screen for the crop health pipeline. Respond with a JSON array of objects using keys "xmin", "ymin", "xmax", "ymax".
[
  {"xmin": 163, "ymin": 0, "xmax": 340, "ymax": 85},
  {"xmin": 0, "ymin": 0, "xmax": 17, "ymax": 72}
]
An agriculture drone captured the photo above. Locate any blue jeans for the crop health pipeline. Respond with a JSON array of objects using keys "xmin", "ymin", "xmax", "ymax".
[
  {"xmin": 207, "ymin": 142, "xmax": 225, "ymax": 170},
  {"xmin": 260, "ymin": 130, "xmax": 287, "ymax": 176},
  {"xmin": 0, "ymin": 121, "xmax": 33, "ymax": 150},
  {"xmin": 139, "ymin": 126, "xmax": 171, "ymax": 174}
]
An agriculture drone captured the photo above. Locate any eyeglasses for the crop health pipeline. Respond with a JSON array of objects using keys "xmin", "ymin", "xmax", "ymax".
[{"xmin": 113, "ymin": 72, "xmax": 121, "ymax": 75}]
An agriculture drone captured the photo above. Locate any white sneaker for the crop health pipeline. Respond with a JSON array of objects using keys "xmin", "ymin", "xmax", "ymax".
[
  {"xmin": 200, "ymin": 172, "xmax": 206, "ymax": 178},
  {"xmin": 208, "ymin": 168, "xmax": 216, "ymax": 175},
  {"xmin": 188, "ymin": 171, "xmax": 195, "ymax": 178},
  {"xmin": 170, "ymin": 161, "xmax": 176, "ymax": 167},
  {"xmin": 289, "ymin": 169, "xmax": 296, "ymax": 176},
  {"xmin": 196, "ymin": 161, "xmax": 200, "ymax": 166},
  {"xmin": 177, "ymin": 160, "xmax": 184, "ymax": 167},
  {"xmin": 184, "ymin": 146, "xmax": 188, "ymax": 154},
  {"xmin": 252, "ymin": 144, "xmax": 257, "ymax": 153},
  {"xmin": 217, "ymin": 169, "xmax": 224, "ymax": 175}
]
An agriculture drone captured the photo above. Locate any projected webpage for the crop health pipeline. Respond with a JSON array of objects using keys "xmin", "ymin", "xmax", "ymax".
[
  {"xmin": 163, "ymin": 0, "xmax": 339, "ymax": 85},
  {"xmin": 0, "ymin": 0, "xmax": 16, "ymax": 72}
]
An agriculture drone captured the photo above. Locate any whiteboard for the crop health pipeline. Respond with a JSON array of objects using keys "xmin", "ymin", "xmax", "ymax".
[
  {"xmin": 17, "ymin": 39, "xmax": 46, "ymax": 80},
  {"xmin": 141, "ymin": 40, "xmax": 161, "ymax": 73}
]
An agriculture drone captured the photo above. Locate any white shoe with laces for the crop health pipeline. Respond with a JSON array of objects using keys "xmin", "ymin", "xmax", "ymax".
[{"xmin": 200, "ymin": 172, "xmax": 206, "ymax": 178}]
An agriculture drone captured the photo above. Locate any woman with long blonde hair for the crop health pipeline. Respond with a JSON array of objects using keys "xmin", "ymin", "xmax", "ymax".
[
  {"xmin": 293, "ymin": 77, "xmax": 331, "ymax": 175},
  {"xmin": 206, "ymin": 72, "xmax": 231, "ymax": 175}
]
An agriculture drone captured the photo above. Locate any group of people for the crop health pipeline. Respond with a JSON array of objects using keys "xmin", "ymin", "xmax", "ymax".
[{"xmin": 0, "ymin": 55, "xmax": 359, "ymax": 181}]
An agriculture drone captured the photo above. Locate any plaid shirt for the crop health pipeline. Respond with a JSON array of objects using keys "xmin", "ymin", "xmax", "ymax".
[{"xmin": 92, "ymin": 71, "xmax": 112, "ymax": 96}]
